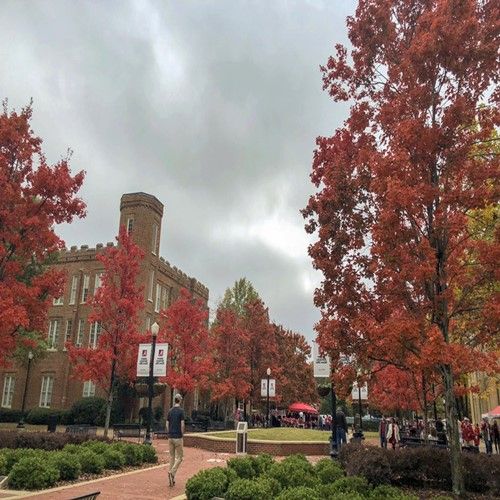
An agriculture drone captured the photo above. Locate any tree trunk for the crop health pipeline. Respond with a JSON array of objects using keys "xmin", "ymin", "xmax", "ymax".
[
  {"xmin": 104, "ymin": 358, "xmax": 117, "ymax": 438},
  {"xmin": 442, "ymin": 363, "xmax": 464, "ymax": 496},
  {"xmin": 422, "ymin": 372, "xmax": 429, "ymax": 444}
]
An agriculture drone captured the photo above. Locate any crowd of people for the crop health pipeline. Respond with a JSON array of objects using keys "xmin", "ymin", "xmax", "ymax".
[{"xmin": 459, "ymin": 416, "xmax": 499, "ymax": 455}]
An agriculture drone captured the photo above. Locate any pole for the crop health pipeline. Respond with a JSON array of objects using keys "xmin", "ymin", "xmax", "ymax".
[
  {"xmin": 144, "ymin": 334, "xmax": 157, "ymax": 444},
  {"xmin": 432, "ymin": 383, "xmax": 438, "ymax": 422},
  {"xmin": 266, "ymin": 373, "xmax": 270, "ymax": 428},
  {"xmin": 17, "ymin": 353, "xmax": 33, "ymax": 429},
  {"xmin": 331, "ymin": 380, "xmax": 338, "ymax": 458},
  {"xmin": 358, "ymin": 385, "xmax": 363, "ymax": 431}
]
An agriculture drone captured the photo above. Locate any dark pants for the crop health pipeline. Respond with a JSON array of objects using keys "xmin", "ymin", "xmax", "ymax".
[
  {"xmin": 485, "ymin": 438, "xmax": 493, "ymax": 455},
  {"xmin": 380, "ymin": 435, "xmax": 387, "ymax": 448},
  {"xmin": 336, "ymin": 428, "xmax": 347, "ymax": 448}
]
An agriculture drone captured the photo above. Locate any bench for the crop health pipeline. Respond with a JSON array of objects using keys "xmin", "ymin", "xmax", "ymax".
[
  {"xmin": 113, "ymin": 424, "xmax": 143, "ymax": 442},
  {"xmin": 153, "ymin": 421, "xmax": 168, "ymax": 439},
  {"xmin": 70, "ymin": 492, "xmax": 100, "ymax": 500},
  {"xmin": 65, "ymin": 425, "xmax": 97, "ymax": 436}
]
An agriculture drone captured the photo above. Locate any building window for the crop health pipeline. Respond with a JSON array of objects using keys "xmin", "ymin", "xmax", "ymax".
[
  {"xmin": 83, "ymin": 381, "xmax": 96, "ymax": 398},
  {"xmin": 94, "ymin": 272, "xmax": 104, "ymax": 291},
  {"xmin": 161, "ymin": 287, "xmax": 169, "ymax": 310},
  {"xmin": 127, "ymin": 217, "xmax": 134, "ymax": 234},
  {"xmin": 53, "ymin": 296, "xmax": 63, "ymax": 306},
  {"xmin": 1, "ymin": 376, "xmax": 15, "ymax": 408},
  {"xmin": 47, "ymin": 319, "xmax": 59, "ymax": 350},
  {"xmin": 89, "ymin": 322, "xmax": 102, "ymax": 349},
  {"xmin": 69, "ymin": 276, "xmax": 79, "ymax": 305},
  {"xmin": 76, "ymin": 319, "xmax": 85, "ymax": 347},
  {"xmin": 39, "ymin": 376, "xmax": 54, "ymax": 408},
  {"xmin": 152, "ymin": 224, "xmax": 158, "ymax": 255},
  {"xmin": 155, "ymin": 284, "xmax": 162, "ymax": 312},
  {"xmin": 145, "ymin": 315, "xmax": 151, "ymax": 332},
  {"xmin": 81, "ymin": 275, "xmax": 90, "ymax": 303},
  {"xmin": 148, "ymin": 271, "xmax": 154, "ymax": 302},
  {"xmin": 64, "ymin": 320, "xmax": 73, "ymax": 349}
]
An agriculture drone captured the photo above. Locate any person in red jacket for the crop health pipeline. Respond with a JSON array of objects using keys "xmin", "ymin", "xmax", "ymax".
[{"xmin": 473, "ymin": 423, "xmax": 480, "ymax": 447}]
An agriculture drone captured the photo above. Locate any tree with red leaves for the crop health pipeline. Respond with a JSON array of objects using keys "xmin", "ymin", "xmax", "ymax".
[
  {"xmin": 0, "ymin": 102, "xmax": 85, "ymax": 367},
  {"xmin": 275, "ymin": 325, "xmax": 318, "ymax": 407},
  {"xmin": 68, "ymin": 227, "xmax": 145, "ymax": 437},
  {"xmin": 210, "ymin": 307, "xmax": 252, "ymax": 417},
  {"xmin": 160, "ymin": 288, "xmax": 213, "ymax": 399},
  {"xmin": 302, "ymin": 1, "xmax": 499, "ymax": 493}
]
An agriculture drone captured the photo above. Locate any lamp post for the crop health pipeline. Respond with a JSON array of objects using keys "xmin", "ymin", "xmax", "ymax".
[
  {"xmin": 17, "ymin": 351, "xmax": 34, "ymax": 429},
  {"xmin": 330, "ymin": 378, "xmax": 338, "ymax": 458},
  {"xmin": 358, "ymin": 384, "xmax": 364, "ymax": 438},
  {"xmin": 144, "ymin": 322, "xmax": 159, "ymax": 445},
  {"xmin": 266, "ymin": 367, "xmax": 271, "ymax": 428}
]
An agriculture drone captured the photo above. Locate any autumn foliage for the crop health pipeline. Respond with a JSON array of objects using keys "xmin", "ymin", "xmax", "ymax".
[{"xmin": 0, "ymin": 103, "xmax": 85, "ymax": 366}]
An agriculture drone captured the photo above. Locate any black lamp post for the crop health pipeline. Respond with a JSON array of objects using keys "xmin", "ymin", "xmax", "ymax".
[
  {"xmin": 17, "ymin": 351, "xmax": 34, "ymax": 429},
  {"xmin": 330, "ymin": 379, "xmax": 338, "ymax": 458},
  {"xmin": 144, "ymin": 322, "xmax": 159, "ymax": 445},
  {"xmin": 358, "ymin": 383, "xmax": 364, "ymax": 438},
  {"xmin": 266, "ymin": 367, "xmax": 271, "ymax": 428}
]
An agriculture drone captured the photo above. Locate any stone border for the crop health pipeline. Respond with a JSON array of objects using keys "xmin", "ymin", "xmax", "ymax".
[{"xmin": 183, "ymin": 434, "xmax": 330, "ymax": 456}]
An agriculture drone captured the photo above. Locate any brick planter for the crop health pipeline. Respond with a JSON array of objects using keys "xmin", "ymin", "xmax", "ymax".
[{"xmin": 183, "ymin": 434, "xmax": 330, "ymax": 456}]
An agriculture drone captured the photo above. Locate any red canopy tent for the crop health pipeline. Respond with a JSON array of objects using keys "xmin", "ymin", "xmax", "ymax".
[
  {"xmin": 288, "ymin": 402, "xmax": 318, "ymax": 414},
  {"xmin": 487, "ymin": 405, "xmax": 500, "ymax": 418}
]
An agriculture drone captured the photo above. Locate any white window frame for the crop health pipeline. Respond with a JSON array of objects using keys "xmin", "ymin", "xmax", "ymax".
[
  {"xmin": 1, "ymin": 376, "xmax": 15, "ymax": 408},
  {"xmin": 69, "ymin": 276, "xmax": 78, "ymax": 305},
  {"xmin": 76, "ymin": 319, "xmax": 85, "ymax": 347},
  {"xmin": 82, "ymin": 381, "xmax": 96, "ymax": 398},
  {"xmin": 89, "ymin": 321, "xmax": 102, "ymax": 349},
  {"xmin": 148, "ymin": 270, "xmax": 154, "ymax": 302},
  {"xmin": 53, "ymin": 296, "xmax": 63, "ymax": 306},
  {"xmin": 64, "ymin": 319, "xmax": 73, "ymax": 349},
  {"xmin": 152, "ymin": 224, "xmax": 158, "ymax": 255},
  {"xmin": 81, "ymin": 274, "xmax": 90, "ymax": 303},
  {"xmin": 94, "ymin": 271, "xmax": 104, "ymax": 291},
  {"xmin": 127, "ymin": 217, "xmax": 134, "ymax": 234},
  {"xmin": 39, "ymin": 376, "xmax": 54, "ymax": 408},
  {"xmin": 155, "ymin": 283, "xmax": 162, "ymax": 312},
  {"xmin": 145, "ymin": 315, "xmax": 151, "ymax": 332},
  {"xmin": 47, "ymin": 319, "xmax": 59, "ymax": 350},
  {"xmin": 161, "ymin": 286, "xmax": 169, "ymax": 310}
]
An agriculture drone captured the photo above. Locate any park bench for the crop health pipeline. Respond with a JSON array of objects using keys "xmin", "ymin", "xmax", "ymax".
[
  {"xmin": 113, "ymin": 423, "xmax": 143, "ymax": 442},
  {"xmin": 152, "ymin": 421, "xmax": 168, "ymax": 439},
  {"xmin": 188, "ymin": 419, "xmax": 209, "ymax": 432},
  {"xmin": 65, "ymin": 425, "xmax": 97, "ymax": 436},
  {"xmin": 70, "ymin": 492, "xmax": 100, "ymax": 500}
]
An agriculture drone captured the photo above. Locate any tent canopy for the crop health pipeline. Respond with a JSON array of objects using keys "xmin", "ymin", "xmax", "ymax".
[
  {"xmin": 288, "ymin": 402, "xmax": 318, "ymax": 414},
  {"xmin": 487, "ymin": 405, "xmax": 500, "ymax": 418}
]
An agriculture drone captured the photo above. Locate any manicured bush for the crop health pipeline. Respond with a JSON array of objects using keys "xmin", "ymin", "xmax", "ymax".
[
  {"xmin": 139, "ymin": 444, "xmax": 158, "ymax": 464},
  {"xmin": 25, "ymin": 407, "xmax": 64, "ymax": 425},
  {"xmin": 1, "ymin": 448, "xmax": 47, "ymax": 474},
  {"xmin": 369, "ymin": 484, "xmax": 417, "ymax": 499},
  {"xmin": 267, "ymin": 458, "xmax": 319, "ymax": 490},
  {"xmin": 338, "ymin": 442, "xmax": 365, "ymax": 469},
  {"xmin": 346, "ymin": 448, "xmax": 392, "ymax": 486},
  {"xmin": 119, "ymin": 443, "xmax": 143, "ymax": 466},
  {"xmin": 315, "ymin": 457, "xmax": 344, "ymax": 484},
  {"xmin": 226, "ymin": 478, "xmax": 267, "ymax": 500},
  {"xmin": 185, "ymin": 466, "xmax": 230, "ymax": 500},
  {"xmin": 76, "ymin": 449, "xmax": 105, "ymax": 474},
  {"xmin": 68, "ymin": 397, "xmax": 106, "ymax": 425},
  {"xmin": 50, "ymin": 451, "xmax": 82, "ymax": 480},
  {"xmin": 8, "ymin": 456, "xmax": 60, "ymax": 490},
  {"xmin": 326, "ymin": 475, "xmax": 369, "ymax": 495},
  {"xmin": 227, "ymin": 456, "xmax": 257, "ymax": 479},
  {"xmin": 256, "ymin": 476, "xmax": 281, "ymax": 497},
  {"xmin": 0, "ymin": 453, "xmax": 7, "ymax": 475},
  {"xmin": 102, "ymin": 449, "xmax": 125, "ymax": 470},
  {"xmin": 250, "ymin": 453, "xmax": 275, "ymax": 475},
  {"xmin": 0, "ymin": 409, "xmax": 25, "ymax": 423},
  {"xmin": 81, "ymin": 440, "xmax": 108, "ymax": 454},
  {"xmin": 317, "ymin": 486, "xmax": 366, "ymax": 500},
  {"xmin": 62, "ymin": 443, "xmax": 81, "ymax": 454},
  {"xmin": 276, "ymin": 486, "xmax": 321, "ymax": 500}
]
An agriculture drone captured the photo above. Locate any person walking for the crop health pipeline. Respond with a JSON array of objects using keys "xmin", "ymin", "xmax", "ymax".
[
  {"xmin": 492, "ymin": 420, "xmax": 499, "ymax": 454},
  {"xmin": 379, "ymin": 416, "xmax": 388, "ymax": 448},
  {"xmin": 386, "ymin": 417, "xmax": 400, "ymax": 450},
  {"xmin": 481, "ymin": 417, "xmax": 493, "ymax": 455},
  {"xmin": 335, "ymin": 408, "xmax": 348, "ymax": 449},
  {"xmin": 167, "ymin": 394, "xmax": 185, "ymax": 487}
]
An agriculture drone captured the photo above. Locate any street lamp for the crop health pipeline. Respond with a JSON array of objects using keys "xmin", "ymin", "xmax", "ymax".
[
  {"xmin": 330, "ymin": 378, "xmax": 338, "ymax": 458},
  {"xmin": 266, "ymin": 368, "xmax": 271, "ymax": 428},
  {"xmin": 144, "ymin": 322, "xmax": 159, "ymax": 445},
  {"xmin": 17, "ymin": 351, "xmax": 34, "ymax": 429}
]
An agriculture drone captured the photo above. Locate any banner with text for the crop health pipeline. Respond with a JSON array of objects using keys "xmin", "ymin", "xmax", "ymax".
[
  {"xmin": 261, "ymin": 378, "xmax": 276, "ymax": 397},
  {"xmin": 136, "ymin": 343, "xmax": 168, "ymax": 377},
  {"xmin": 313, "ymin": 341, "xmax": 331, "ymax": 378},
  {"xmin": 351, "ymin": 381, "xmax": 368, "ymax": 400}
]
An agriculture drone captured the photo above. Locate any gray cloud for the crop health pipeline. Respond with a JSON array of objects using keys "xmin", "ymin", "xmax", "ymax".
[{"xmin": 0, "ymin": 0, "xmax": 355, "ymax": 341}]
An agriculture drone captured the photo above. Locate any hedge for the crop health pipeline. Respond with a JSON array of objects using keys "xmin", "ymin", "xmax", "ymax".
[
  {"xmin": 25, "ymin": 407, "xmax": 69, "ymax": 425},
  {"xmin": 0, "ymin": 409, "xmax": 25, "ymax": 423},
  {"xmin": 0, "ymin": 430, "xmax": 109, "ymax": 450}
]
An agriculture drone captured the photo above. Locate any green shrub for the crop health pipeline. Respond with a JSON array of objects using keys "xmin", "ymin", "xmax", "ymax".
[
  {"xmin": 2, "ymin": 448, "xmax": 47, "ymax": 474},
  {"xmin": 0, "ymin": 430, "xmax": 109, "ymax": 451},
  {"xmin": 50, "ymin": 452, "xmax": 82, "ymax": 480},
  {"xmin": 226, "ymin": 478, "xmax": 267, "ymax": 500},
  {"xmin": 369, "ymin": 484, "xmax": 415, "ymax": 499},
  {"xmin": 25, "ymin": 407, "xmax": 63, "ymax": 425},
  {"xmin": 139, "ymin": 444, "xmax": 158, "ymax": 464},
  {"xmin": 8, "ymin": 456, "xmax": 60, "ymax": 490},
  {"xmin": 62, "ymin": 443, "xmax": 81, "ymax": 454},
  {"xmin": 315, "ymin": 458, "xmax": 344, "ymax": 484},
  {"xmin": 339, "ymin": 442, "xmax": 365, "ymax": 469},
  {"xmin": 429, "ymin": 497, "xmax": 453, "ymax": 500},
  {"xmin": 0, "ymin": 454, "xmax": 7, "ymax": 475},
  {"xmin": 81, "ymin": 440, "xmax": 108, "ymax": 454},
  {"xmin": 0, "ymin": 409, "xmax": 25, "ymax": 423},
  {"xmin": 185, "ymin": 466, "xmax": 230, "ymax": 500},
  {"xmin": 250, "ymin": 453, "xmax": 275, "ymax": 475},
  {"xmin": 276, "ymin": 486, "xmax": 321, "ymax": 500},
  {"xmin": 68, "ymin": 397, "xmax": 106, "ymax": 425},
  {"xmin": 327, "ymin": 476, "xmax": 369, "ymax": 495},
  {"xmin": 76, "ymin": 449, "xmax": 105, "ymax": 474},
  {"xmin": 346, "ymin": 448, "xmax": 392, "ymax": 486},
  {"xmin": 267, "ymin": 459, "xmax": 319, "ymax": 490},
  {"xmin": 119, "ymin": 443, "xmax": 143, "ymax": 466},
  {"xmin": 102, "ymin": 449, "xmax": 125, "ymax": 470},
  {"xmin": 256, "ymin": 476, "xmax": 281, "ymax": 497},
  {"xmin": 227, "ymin": 456, "xmax": 257, "ymax": 479}
]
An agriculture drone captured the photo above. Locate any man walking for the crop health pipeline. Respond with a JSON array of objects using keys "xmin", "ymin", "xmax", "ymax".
[
  {"xmin": 379, "ymin": 416, "xmax": 388, "ymax": 448},
  {"xmin": 335, "ymin": 408, "xmax": 348, "ymax": 449},
  {"xmin": 167, "ymin": 394, "xmax": 185, "ymax": 487}
]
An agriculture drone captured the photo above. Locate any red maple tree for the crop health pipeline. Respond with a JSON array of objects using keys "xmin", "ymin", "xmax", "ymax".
[
  {"xmin": 68, "ymin": 227, "xmax": 145, "ymax": 436},
  {"xmin": 210, "ymin": 307, "xmax": 252, "ymax": 415},
  {"xmin": 160, "ymin": 288, "xmax": 213, "ymax": 399},
  {"xmin": 0, "ymin": 103, "xmax": 85, "ymax": 366},
  {"xmin": 302, "ymin": 1, "xmax": 499, "ymax": 493}
]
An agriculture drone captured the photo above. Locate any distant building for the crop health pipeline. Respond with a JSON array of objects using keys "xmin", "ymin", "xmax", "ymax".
[{"xmin": 0, "ymin": 192, "xmax": 209, "ymax": 418}]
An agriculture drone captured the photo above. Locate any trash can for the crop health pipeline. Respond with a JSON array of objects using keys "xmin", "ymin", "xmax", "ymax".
[
  {"xmin": 47, "ymin": 414, "xmax": 58, "ymax": 433},
  {"xmin": 236, "ymin": 422, "xmax": 248, "ymax": 454}
]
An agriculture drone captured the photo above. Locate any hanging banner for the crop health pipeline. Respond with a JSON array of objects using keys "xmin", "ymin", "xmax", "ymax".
[
  {"xmin": 136, "ymin": 343, "xmax": 168, "ymax": 377},
  {"xmin": 313, "ymin": 342, "xmax": 331, "ymax": 378},
  {"xmin": 351, "ymin": 381, "xmax": 368, "ymax": 400},
  {"xmin": 261, "ymin": 378, "xmax": 276, "ymax": 397}
]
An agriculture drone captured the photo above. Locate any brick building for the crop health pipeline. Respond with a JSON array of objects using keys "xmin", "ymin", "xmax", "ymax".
[{"xmin": 0, "ymin": 192, "xmax": 209, "ymax": 418}]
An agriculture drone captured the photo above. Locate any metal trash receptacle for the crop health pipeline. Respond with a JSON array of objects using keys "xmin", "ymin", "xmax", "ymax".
[
  {"xmin": 236, "ymin": 422, "xmax": 248, "ymax": 454},
  {"xmin": 47, "ymin": 414, "xmax": 58, "ymax": 433}
]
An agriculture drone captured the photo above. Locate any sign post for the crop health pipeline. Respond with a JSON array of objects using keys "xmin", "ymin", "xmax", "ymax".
[
  {"xmin": 136, "ymin": 343, "xmax": 168, "ymax": 377},
  {"xmin": 313, "ymin": 342, "xmax": 331, "ymax": 378}
]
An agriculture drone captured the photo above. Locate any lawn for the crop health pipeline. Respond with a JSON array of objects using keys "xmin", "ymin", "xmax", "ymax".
[{"xmin": 205, "ymin": 427, "xmax": 378, "ymax": 442}]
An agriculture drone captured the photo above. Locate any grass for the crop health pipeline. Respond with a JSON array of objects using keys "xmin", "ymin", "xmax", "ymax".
[{"xmin": 204, "ymin": 427, "xmax": 378, "ymax": 442}]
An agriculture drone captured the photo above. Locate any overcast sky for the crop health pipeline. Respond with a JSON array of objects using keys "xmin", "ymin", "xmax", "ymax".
[{"xmin": 1, "ymin": 0, "xmax": 355, "ymax": 343}]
